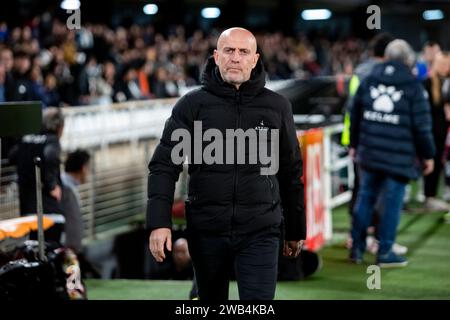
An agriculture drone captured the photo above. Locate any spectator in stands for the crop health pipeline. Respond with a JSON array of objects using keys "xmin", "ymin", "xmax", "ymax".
[
  {"xmin": 5, "ymin": 50, "xmax": 38, "ymax": 101},
  {"xmin": 114, "ymin": 63, "xmax": 141, "ymax": 102},
  {"xmin": 152, "ymin": 66, "xmax": 178, "ymax": 98},
  {"xmin": 422, "ymin": 52, "xmax": 450, "ymax": 211},
  {"xmin": 350, "ymin": 40, "xmax": 435, "ymax": 267},
  {"xmin": 78, "ymin": 56, "xmax": 102, "ymax": 105},
  {"xmin": 0, "ymin": 22, "xmax": 8, "ymax": 43},
  {"xmin": 422, "ymin": 41, "xmax": 442, "ymax": 69},
  {"xmin": 415, "ymin": 41, "xmax": 442, "ymax": 81},
  {"xmin": 0, "ymin": 47, "xmax": 14, "ymax": 73},
  {"xmin": 29, "ymin": 57, "xmax": 61, "ymax": 110},
  {"xmin": 42, "ymin": 73, "xmax": 61, "ymax": 108},
  {"xmin": 0, "ymin": 62, "xmax": 5, "ymax": 102},
  {"xmin": 0, "ymin": 14, "xmax": 379, "ymax": 107}
]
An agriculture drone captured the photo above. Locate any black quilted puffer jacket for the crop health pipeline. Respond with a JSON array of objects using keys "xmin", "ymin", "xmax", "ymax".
[{"xmin": 146, "ymin": 57, "xmax": 306, "ymax": 240}]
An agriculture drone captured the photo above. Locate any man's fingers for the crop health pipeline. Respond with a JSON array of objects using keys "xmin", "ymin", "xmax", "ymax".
[
  {"xmin": 149, "ymin": 228, "xmax": 172, "ymax": 262},
  {"xmin": 166, "ymin": 235, "xmax": 172, "ymax": 252},
  {"xmin": 155, "ymin": 239, "xmax": 166, "ymax": 261},
  {"xmin": 152, "ymin": 245, "xmax": 165, "ymax": 262},
  {"xmin": 423, "ymin": 160, "xmax": 434, "ymax": 176},
  {"xmin": 283, "ymin": 241, "xmax": 293, "ymax": 257},
  {"xmin": 294, "ymin": 241, "xmax": 303, "ymax": 257},
  {"xmin": 283, "ymin": 241, "xmax": 303, "ymax": 258},
  {"xmin": 148, "ymin": 236, "xmax": 154, "ymax": 254},
  {"xmin": 149, "ymin": 236, "xmax": 165, "ymax": 262},
  {"xmin": 149, "ymin": 237, "xmax": 160, "ymax": 261},
  {"xmin": 283, "ymin": 242, "xmax": 289, "ymax": 256}
]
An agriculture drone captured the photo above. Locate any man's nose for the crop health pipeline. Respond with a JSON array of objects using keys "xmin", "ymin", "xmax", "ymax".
[{"xmin": 231, "ymin": 51, "xmax": 241, "ymax": 62}]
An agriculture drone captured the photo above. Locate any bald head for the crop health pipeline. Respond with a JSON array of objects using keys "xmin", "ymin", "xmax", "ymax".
[
  {"xmin": 217, "ymin": 28, "xmax": 258, "ymax": 53},
  {"xmin": 214, "ymin": 27, "xmax": 260, "ymax": 89}
]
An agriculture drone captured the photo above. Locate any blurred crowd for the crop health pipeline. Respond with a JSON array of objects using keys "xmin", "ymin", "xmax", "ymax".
[{"xmin": 0, "ymin": 14, "xmax": 368, "ymax": 107}]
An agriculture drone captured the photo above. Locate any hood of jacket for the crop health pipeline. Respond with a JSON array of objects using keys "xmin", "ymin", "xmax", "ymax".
[
  {"xmin": 200, "ymin": 56, "xmax": 266, "ymax": 103},
  {"xmin": 370, "ymin": 60, "xmax": 416, "ymax": 86}
]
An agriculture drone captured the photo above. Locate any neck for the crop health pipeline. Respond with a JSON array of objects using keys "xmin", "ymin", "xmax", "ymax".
[{"xmin": 67, "ymin": 172, "xmax": 81, "ymax": 184}]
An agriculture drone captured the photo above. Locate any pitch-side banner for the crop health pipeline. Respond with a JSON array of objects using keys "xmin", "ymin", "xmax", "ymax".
[{"xmin": 297, "ymin": 128, "xmax": 327, "ymax": 252}]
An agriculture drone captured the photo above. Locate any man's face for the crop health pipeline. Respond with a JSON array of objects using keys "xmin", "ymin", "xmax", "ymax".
[
  {"xmin": 424, "ymin": 44, "xmax": 441, "ymax": 65},
  {"xmin": 432, "ymin": 53, "xmax": 450, "ymax": 77},
  {"xmin": 80, "ymin": 164, "xmax": 90, "ymax": 184},
  {"xmin": 14, "ymin": 56, "xmax": 30, "ymax": 75},
  {"xmin": 213, "ymin": 30, "xmax": 259, "ymax": 88},
  {"xmin": 0, "ymin": 50, "xmax": 13, "ymax": 72},
  {"xmin": 0, "ymin": 63, "xmax": 5, "ymax": 83}
]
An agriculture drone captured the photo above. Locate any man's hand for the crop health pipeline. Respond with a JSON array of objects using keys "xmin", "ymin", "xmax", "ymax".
[
  {"xmin": 50, "ymin": 185, "xmax": 62, "ymax": 202},
  {"xmin": 423, "ymin": 159, "xmax": 434, "ymax": 176},
  {"xmin": 149, "ymin": 228, "xmax": 172, "ymax": 262},
  {"xmin": 444, "ymin": 103, "xmax": 450, "ymax": 121},
  {"xmin": 349, "ymin": 148, "xmax": 356, "ymax": 161},
  {"xmin": 283, "ymin": 240, "xmax": 304, "ymax": 258}
]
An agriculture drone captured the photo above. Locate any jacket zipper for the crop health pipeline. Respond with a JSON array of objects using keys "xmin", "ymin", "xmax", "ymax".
[
  {"xmin": 232, "ymin": 90, "xmax": 241, "ymax": 233},
  {"xmin": 266, "ymin": 175, "xmax": 275, "ymax": 207}
]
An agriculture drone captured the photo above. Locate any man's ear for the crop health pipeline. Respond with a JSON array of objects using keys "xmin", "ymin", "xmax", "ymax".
[
  {"xmin": 252, "ymin": 53, "xmax": 260, "ymax": 69},
  {"xmin": 213, "ymin": 49, "xmax": 219, "ymax": 64}
]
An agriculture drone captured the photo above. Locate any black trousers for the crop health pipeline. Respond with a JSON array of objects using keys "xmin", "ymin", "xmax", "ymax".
[
  {"xmin": 424, "ymin": 137, "xmax": 445, "ymax": 197},
  {"xmin": 424, "ymin": 117, "xmax": 447, "ymax": 197},
  {"xmin": 186, "ymin": 226, "xmax": 280, "ymax": 301}
]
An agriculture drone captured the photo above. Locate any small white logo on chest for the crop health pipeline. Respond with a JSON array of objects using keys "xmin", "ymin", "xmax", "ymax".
[{"xmin": 255, "ymin": 120, "xmax": 269, "ymax": 131}]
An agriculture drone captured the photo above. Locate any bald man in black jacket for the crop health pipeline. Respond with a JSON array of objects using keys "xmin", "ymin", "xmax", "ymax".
[{"xmin": 147, "ymin": 28, "xmax": 305, "ymax": 300}]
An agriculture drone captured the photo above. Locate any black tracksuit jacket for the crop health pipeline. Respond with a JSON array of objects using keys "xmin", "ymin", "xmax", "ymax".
[
  {"xmin": 146, "ymin": 57, "xmax": 306, "ymax": 241},
  {"xmin": 9, "ymin": 132, "xmax": 63, "ymax": 215}
]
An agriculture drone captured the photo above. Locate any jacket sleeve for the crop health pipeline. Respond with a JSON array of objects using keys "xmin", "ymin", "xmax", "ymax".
[
  {"xmin": 277, "ymin": 98, "xmax": 306, "ymax": 241},
  {"xmin": 411, "ymin": 84, "xmax": 436, "ymax": 160},
  {"xmin": 349, "ymin": 81, "xmax": 365, "ymax": 149},
  {"xmin": 146, "ymin": 94, "xmax": 194, "ymax": 231},
  {"xmin": 42, "ymin": 142, "xmax": 61, "ymax": 191}
]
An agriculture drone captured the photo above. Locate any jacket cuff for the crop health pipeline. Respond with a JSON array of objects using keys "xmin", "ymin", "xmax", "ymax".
[{"xmin": 146, "ymin": 199, "xmax": 173, "ymax": 231}]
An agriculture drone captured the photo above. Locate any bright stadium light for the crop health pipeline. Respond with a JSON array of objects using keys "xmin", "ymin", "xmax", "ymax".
[
  {"xmin": 201, "ymin": 7, "xmax": 221, "ymax": 19},
  {"xmin": 60, "ymin": 0, "xmax": 80, "ymax": 10},
  {"xmin": 301, "ymin": 9, "xmax": 332, "ymax": 21},
  {"xmin": 423, "ymin": 9, "xmax": 444, "ymax": 21},
  {"xmin": 143, "ymin": 4, "xmax": 159, "ymax": 15}
]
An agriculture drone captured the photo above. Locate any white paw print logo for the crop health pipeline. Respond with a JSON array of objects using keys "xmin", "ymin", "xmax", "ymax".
[{"xmin": 370, "ymin": 84, "xmax": 403, "ymax": 113}]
